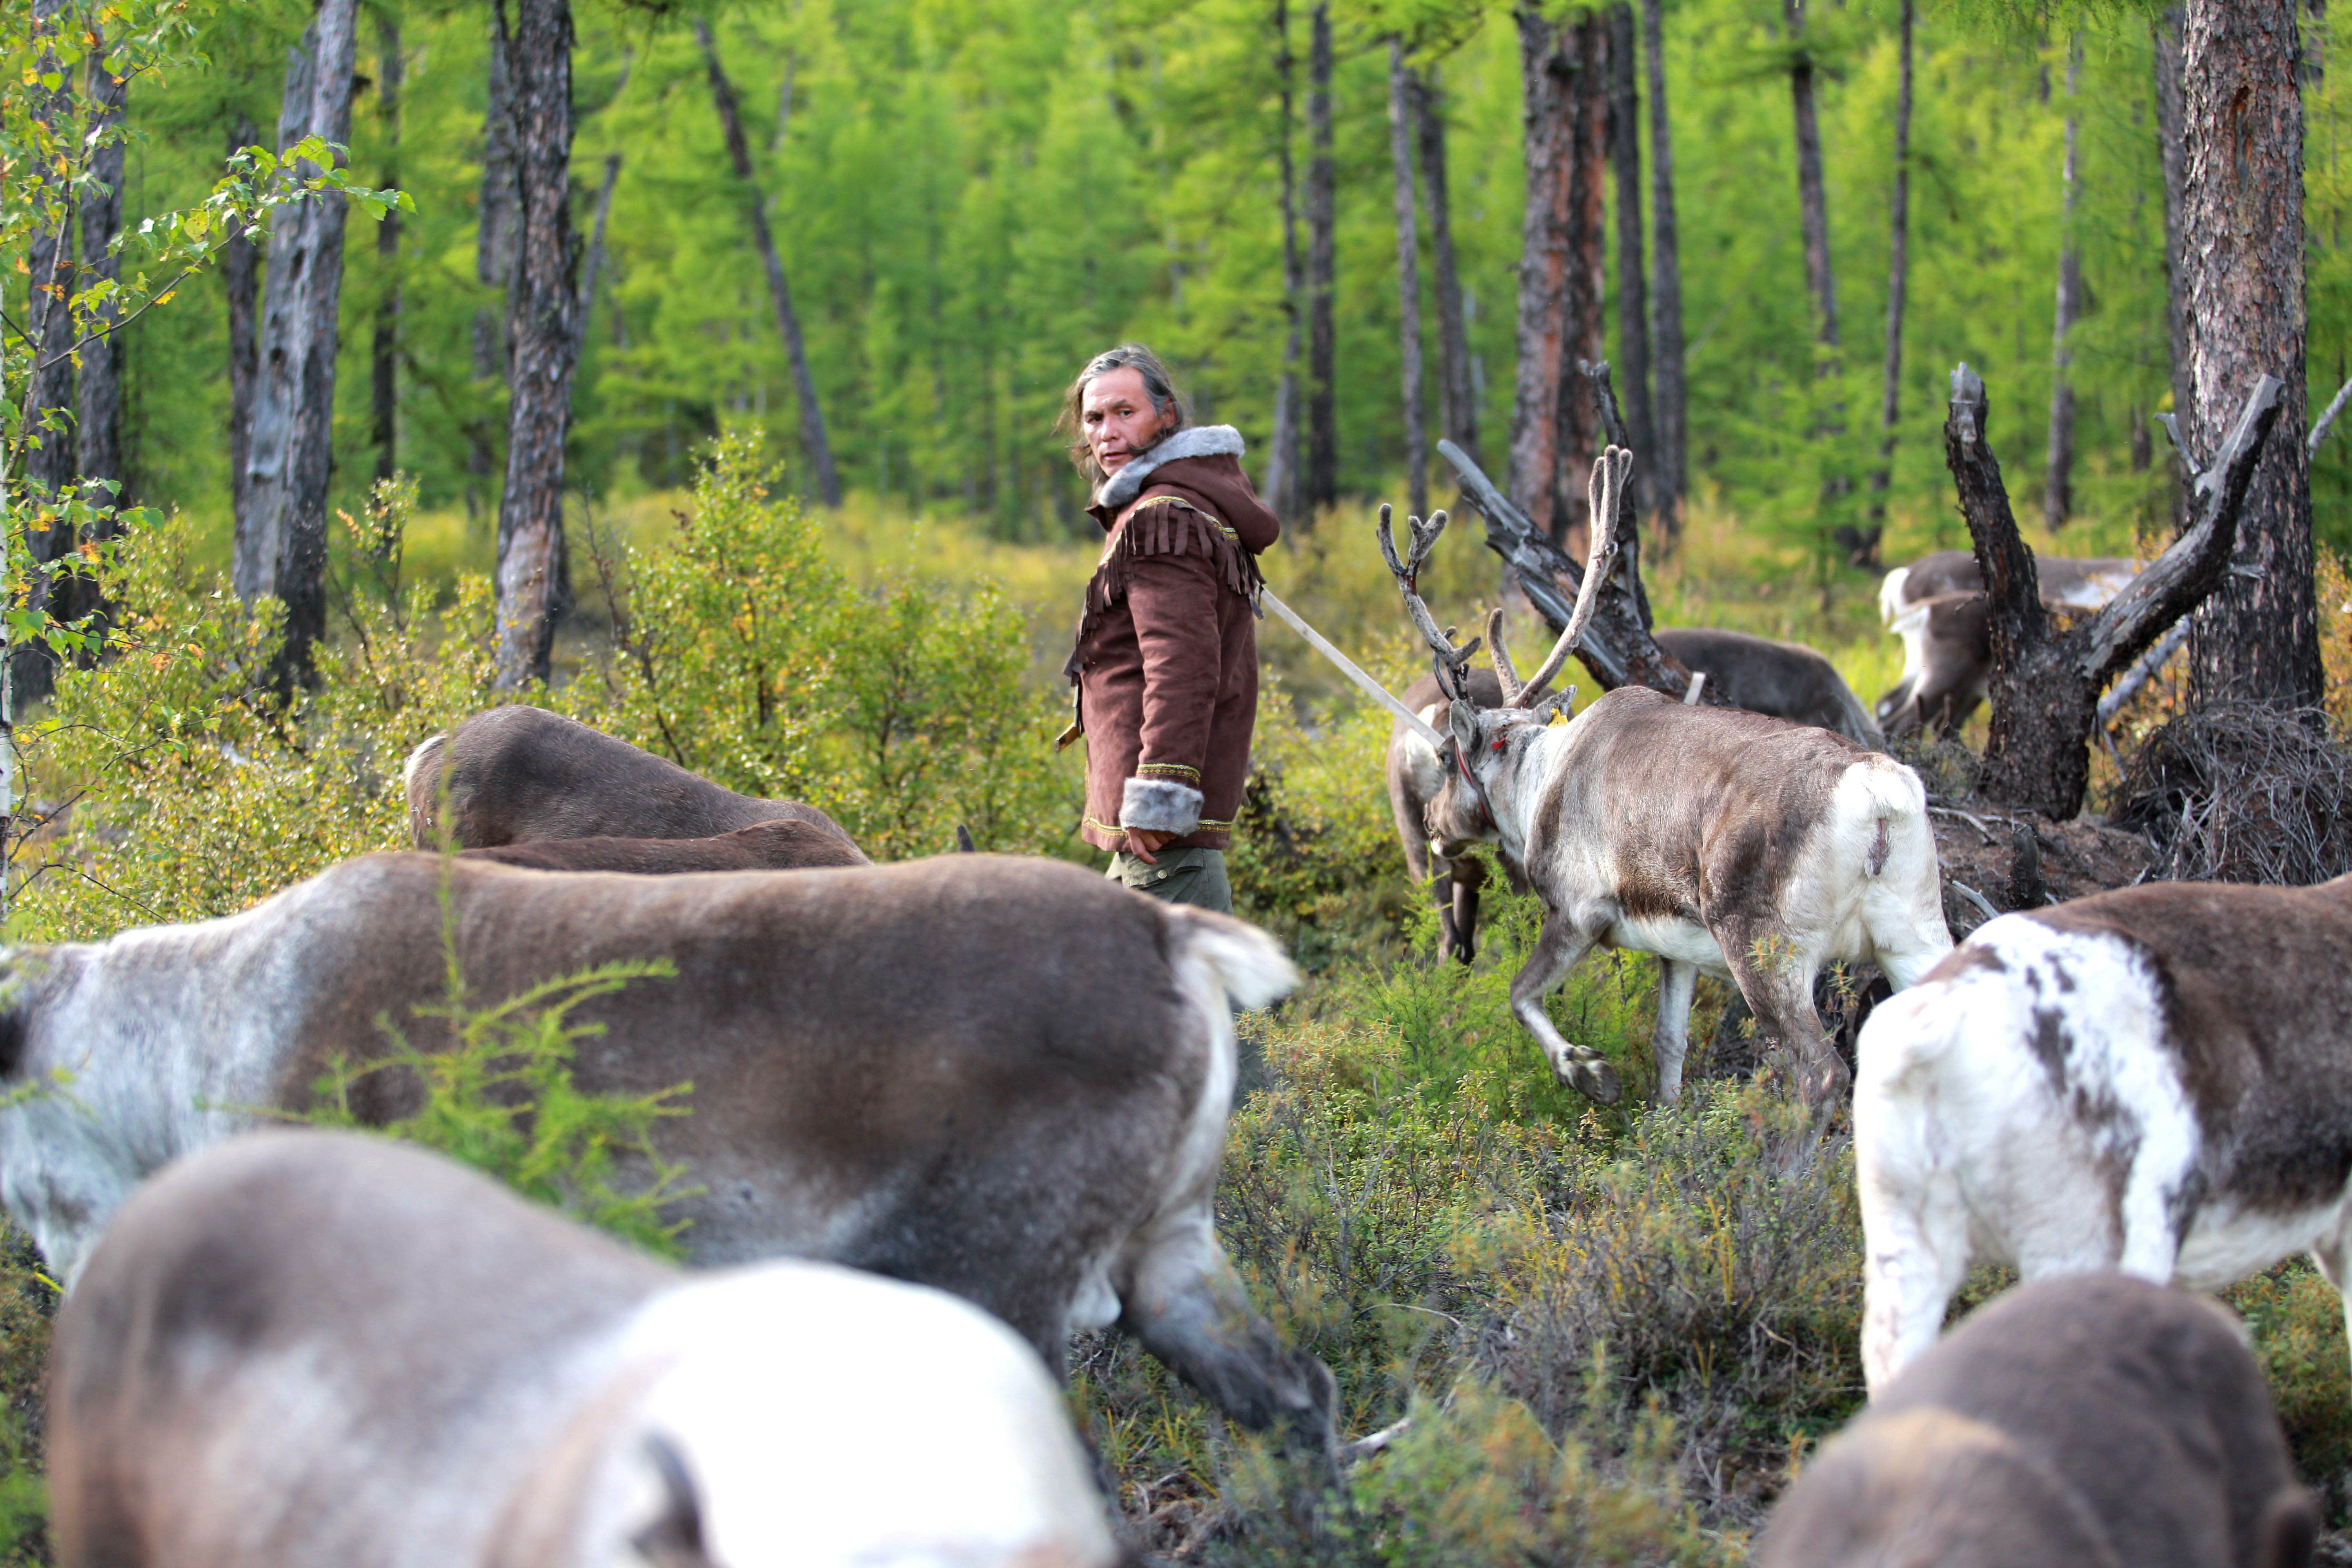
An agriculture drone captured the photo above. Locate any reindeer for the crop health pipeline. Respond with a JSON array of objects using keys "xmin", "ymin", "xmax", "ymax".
[
  {"xmin": 1879, "ymin": 548, "xmax": 2141, "ymax": 624},
  {"xmin": 1381, "ymin": 450, "xmax": 1952, "ymax": 1108},
  {"xmin": 49, "ymin": 1130, "xmax": 1122, "ymax": 1568},
  {"xmin": 458, "ymin": 819, "xmax": 867, "ymax": 874},
  {"xmin": 1874, "ymin": 551, "xmax": 2142, "ymax": 738},
  {"xmin": 1756, "ymin": 1275, "xmax": 2316, "ymax": 1568},
  {"xmin": 1877, "ymin": 591, "xmax": 1992, "ymax": 739},
  {"xmin": 0, "ymin": 853, "xmax": 1333, "ymax": 1472},
  {"xmin": 405, "ymin": 706, "xmax": 867, "ymax": 861},
  {"xmin": 1390, "ymin": 628, "xmax": 1877, "ymax": 964},
  {"xmin": 1853, "ymin": 875, "xmax": 2352, "ymax": 1399}
]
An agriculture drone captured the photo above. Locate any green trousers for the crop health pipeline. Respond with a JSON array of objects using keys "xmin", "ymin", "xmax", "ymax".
[{"xmin": 1106, "ymin": 846, "xmax": 1233, "ymax": 913}]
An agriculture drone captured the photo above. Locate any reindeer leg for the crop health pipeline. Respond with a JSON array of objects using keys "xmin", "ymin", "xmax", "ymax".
[
  {"xmin": 1452, "ymin": 853, "xmax": 1488, "ymax": 965},
  {"xmin": 1432, "ymin": 870, "xmax": 1468, "ymax": 964},
  {"xmin": 1118, "ymin": 1207, "xmax": 1339, "ymax": 1491},
  {"xmin": 1651, "ymin": 960, "xmax": 1697, "ymax": 1105},
  {"xmin": 1725, "ymin": 937, "xmax": 1849, "ymax": 1115},
  {"xmin": 1510, "ymin": 912, "xmax": 1619, "ymax": 1103}
]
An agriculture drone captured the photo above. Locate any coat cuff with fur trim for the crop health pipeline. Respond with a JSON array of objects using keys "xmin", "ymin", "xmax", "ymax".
[{"xmin": 1120, "ymin": 775, "xmax": 1204, "ymax": 836}]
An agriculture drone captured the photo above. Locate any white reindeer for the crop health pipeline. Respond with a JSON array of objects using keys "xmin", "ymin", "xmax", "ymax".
[
  {"xmin": 1383, "ymin": 449, "xmax": 1952, "ymax": 1110},
  {"xmin": 1855, "ymin": 876, "xmax": 2352, "ymax": 1394}
]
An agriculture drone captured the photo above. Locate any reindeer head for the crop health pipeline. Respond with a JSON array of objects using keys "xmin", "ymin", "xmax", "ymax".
[{"xmin": 1387, "ymin": 449, "xmax": 1632, "ymax": 868}]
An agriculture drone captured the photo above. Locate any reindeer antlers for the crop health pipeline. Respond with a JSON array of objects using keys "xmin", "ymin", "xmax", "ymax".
[
  {"xmin": 1495, "ymin": 445, "xmax": 1631, "ymax": 707},
  {"xmin": 1378, "ymin": 503, "xmax": 1483, "ymax": 690}
]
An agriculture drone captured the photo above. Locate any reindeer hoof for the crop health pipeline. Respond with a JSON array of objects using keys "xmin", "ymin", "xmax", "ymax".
[{"xmin": 1559, "ymin": 1056, "xmax": 1621, "ymax": 1105}]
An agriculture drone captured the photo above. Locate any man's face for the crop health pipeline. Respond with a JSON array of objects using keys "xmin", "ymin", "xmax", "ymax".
[{"xmin": 1081, "ymin": 366, "xmax": 1168, "ymax": 477}]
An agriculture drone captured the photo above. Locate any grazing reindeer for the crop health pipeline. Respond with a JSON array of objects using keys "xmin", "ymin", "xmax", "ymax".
[
  {"xmin": 1880, "ymin": 548, "xmax": 2141, "ymax": 624},
  {"xmin": 49, "ymin": 1130, "xmax": 1122, "ymax": 1568},
  {"xmin": 1384, "ymin": 449, "xmax": 1952, "ymax": 1108},
  {"xmin": 1756, "ymin": 1275, "xmax": 2316, "ymax": 1568},
  {"xmin": 1874, "ymin": 552, "xmax": 2140, "ymax": 737},
  {"xmin": 1877, "ymin": 591, "xmax": 1992, "ymax": 739},
  {"xmin": 1389, "ymin": 628, "xmax": 1875, "ymax": 964},
  {"xmin": 1854, "ymin": 876, "xmax": 2352, "ymax": 1397},
  {"xmin": 458, "ymin": 819, "xmax": 868, "ymax": 874},
  {"xmin": 406, "ymin": 706, "xmax": 867, "ymax": 861},
  {"xmin": 0, "ymin": 853, "xmax": 1333, "ymax": 1470}
]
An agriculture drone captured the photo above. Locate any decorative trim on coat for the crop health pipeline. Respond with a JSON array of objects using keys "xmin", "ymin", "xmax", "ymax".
[
  {"xmin": 1120, "ymin": 775, "xmax": 1205, "ymax": 835},
  {"xmin": 1093, "ymin": 424, "xmax": 1247, "ymax": 512},
  {"xmin": 1063, "ymin": 494, "xmax": 1264, "ymax": 686}
]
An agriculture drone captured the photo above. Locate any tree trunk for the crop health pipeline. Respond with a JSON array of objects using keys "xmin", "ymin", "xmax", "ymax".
[
  {"xmin": 2153, "ymin": 9, "xmax": 2194, "ymax": 430},
  {"xmin": 470, "ymin": 14, "xmax": 519, "ymax": 521},
  {"xmin": 1605, "ymin": 1, "xmax": 1654, "ymax": 520},
  {"xmin": 371, "ymin": 13, "xmax": 403, "ymax": 485},
  {"xmin": 1305, "ymin": 1, "xmax": 1338, "ymax": 514},
  {"xmin": 1640, "ymin": 0, "xmax": 1686, "ymax": 532},
  {"xmin": 576, "ymin": 151, "xmax": 621, "ymax": 346},
  {"xmin": 1785, "ymin": 0, "xmax": 1839, "ymax": 358},
  {"xmin": 1414, "ymin": 67, "xmax": 1477, "ymax": 471},
  {"xmin": 2044, "ymin": 37, "xmax": 2082, "ymax": 531},
  {"xmin": 225, "ymin": 116, "xmax": 260, "ymax": 528},
  {"xmin": 76, "ymin": 36, "xmax": 125, "ymax": 508},
  {"xmin": 1510, "ymin": 7, "xmax": 1574, "ymax": 545},
  {"xmin": 238, "ymin": 2, "xmax": 358, "ymax": 691},
  {"xmin": 1509, "ymin": 9, "xmax": 1607, "ymax": 551},
  {"xmin": 1867, "ymin": 0, "xmax": 1914, "ymax": 528},
  {"xmin": 1265, "ymin": 0, "xmax": 1305, "ymax": 521},
  {"xmin": 697, "ymin": 17, "xmax": 840, "ymax": 507},
  {"xmin": 493, "ymin": 0, "xmax": 581, "ymax": 690},
  {"xmin": 1944, "ymin": 363, "xmax": 2283, "ymax": 817},
  {"xmin": 1387, "ymin": 39, "xmax": 1428, "ymax": 520},
  {"xmin": 2180, "ymin": 0, "xmax": 2322, "ymax": 709},
  {"xmin": 1558, "ymin": 13, "xmax": 1609, "ymax": 553}
]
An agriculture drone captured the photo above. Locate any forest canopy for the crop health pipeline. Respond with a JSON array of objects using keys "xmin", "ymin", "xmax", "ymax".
[{"xmin": 58, "ymin": 0, "xmax": 2352, "ymax": 568}]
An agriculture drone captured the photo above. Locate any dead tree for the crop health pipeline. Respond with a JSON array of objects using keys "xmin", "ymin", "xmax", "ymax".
[
  {"xmin": 1439, "ymin": 363, "xmax": 1722, "ymax": 704},
  {"xmin": 1944, "ymin": 363, "xmax": 2283, "ymax": 819}
]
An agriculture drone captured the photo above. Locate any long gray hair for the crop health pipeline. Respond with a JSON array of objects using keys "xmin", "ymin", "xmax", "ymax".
[{"xmin": 1058, "ymin": 343, "xmax": 1191, "ymax": 484}]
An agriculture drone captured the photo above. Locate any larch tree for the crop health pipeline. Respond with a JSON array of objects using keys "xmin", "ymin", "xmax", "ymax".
[
  {"xmin": 1509, "ymin": 7, "xmax": 1608, "ymax": 551},
  {"xmin": 237, "ymin": 0, "xmax": 359, "ymax": 690},
  {"xmin": 1867, "ymin": 0, "xmax": 1914, "ymax": 533},
  {"xmin": 2179, "ymin": 0, "xmax": 2322, "ymax": 709},
  {"xmin": 1387, "ymin": 38, "xmax": 1428, "ymax": 519},
  {"xmin": 1264, "ymin": 0, "xmax": 1305, "ymax": 521},
  {"xmin": 697, "ymin": 15, "xmax": 839, "ymax": 507},
  {"xmin": 2044, "ymin": 33, "xmax": 2082, "ymax": 530},
  {"xmin": 371, "ymin": 11, "xmax": 402, "ymax": 484},
  {"xmin": 2152, "ymin": 9, "xmax": 2194, "ymax": 430},
  {"xmin": 1604, "ymin": 1, "xmax": 1654, "ymax": 520},
  {"xmin": 470, "ymin": 14, "xmax": 518, "ymax": 520},
  {"xmin": 1305, "ymin": 0, "xmax": 1337, "ymax": 515},
  {"xmin": 492, "ymin": 0, "xmax": 582, "ymax": 689},
  {"xmin": 1784, "ymin": 0, "xmax": 1838, "ymax": 361},
  {"xmin": 1414, "ymin": 66, "xmax": 1479, "ymax": 470},
  {"xmin": 1640, "ymin": 0, "xmax": 1686, "ymax": 531}
]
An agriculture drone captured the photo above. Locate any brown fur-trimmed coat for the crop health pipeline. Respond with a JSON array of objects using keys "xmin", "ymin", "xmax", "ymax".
[{"xmin": 1063, "ymin": 426, "xmax": 1280, "ymax": 853}]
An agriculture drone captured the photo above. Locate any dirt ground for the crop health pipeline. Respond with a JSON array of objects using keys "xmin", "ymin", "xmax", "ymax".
[{"xmin": 1929, "ymin": 807, "xmax": 2156, "ymax": 939}]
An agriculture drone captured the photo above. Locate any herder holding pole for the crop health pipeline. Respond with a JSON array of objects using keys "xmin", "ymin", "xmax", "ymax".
[{"xmin": 1057, "ymin": 343, "xmax": 1280, "ymax": 913}]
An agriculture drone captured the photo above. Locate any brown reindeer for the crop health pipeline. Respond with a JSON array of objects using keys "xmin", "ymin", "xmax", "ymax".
[
  {"xmin": 0, "ymin": 853, "xmax": 1332, "ymax": 1472},
  {"xmin": 1757, "ymin": 1275, "xmax": 2316, "ymax": 1568},
  {"xmin": 1390, "ymin": 629, "xmax": 1878, "ymax": 964},
  {"xmin": 458, "ymin": 818, "xmax": 868, "ymax": 874},
  {"xmin": 1382, "ymin": 451, "xmax": 1951, "ymax": 1108},
  {"xmin": 49, "ymin": 1130, "xmax": 1123, "ymax": 1568},
  {"xmin": 405, "ymin": 706, "xmax": 867, "ymax": 860}
]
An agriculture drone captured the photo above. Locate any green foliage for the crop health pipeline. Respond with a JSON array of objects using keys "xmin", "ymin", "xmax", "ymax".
[
  {"xmin": 565, "ymin": 434, "xmax": 1079, "ymax": 860},
  {"xmin": 300, "ymin": 908, "xmax": 697, "ymax": 1258}
]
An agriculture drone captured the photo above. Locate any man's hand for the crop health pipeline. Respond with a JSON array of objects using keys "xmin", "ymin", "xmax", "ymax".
[{"xmin": 1124, "ymin": 827, "xmax": 1173, "ymax": 864}]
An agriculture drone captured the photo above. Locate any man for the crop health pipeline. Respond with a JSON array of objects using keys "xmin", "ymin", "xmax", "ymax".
[{"xmin": 1058, "ymin": 344, "xmax": 1280, "ymax": 913}]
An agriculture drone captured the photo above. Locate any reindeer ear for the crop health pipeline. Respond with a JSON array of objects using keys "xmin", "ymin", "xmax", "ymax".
[
  {"xmin": 1535, "ymin": 688, "xmax": 1576, "ymax": 726},
  {"xmin": 1447, "ymin": 700, "xmax": 1479, "ymax": 752}
]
